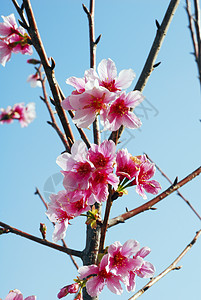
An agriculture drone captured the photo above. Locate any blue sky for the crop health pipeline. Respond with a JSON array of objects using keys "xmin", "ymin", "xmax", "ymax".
[{"xmin": 1, "ymin": 0, "xmax": 201, "ymax": 300}]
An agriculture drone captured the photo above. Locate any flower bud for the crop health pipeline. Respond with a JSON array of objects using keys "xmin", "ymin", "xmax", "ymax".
[{"xmin": 57, "ymin": 283, "xmax": 79, "ymax": 299}]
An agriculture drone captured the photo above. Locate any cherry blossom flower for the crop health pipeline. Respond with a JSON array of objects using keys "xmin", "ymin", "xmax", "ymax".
[
  {"xmin": 69, "ymin": 82, "xmax": 116, "ymax": 128},
  {"xmin": 0, "ymin": 103, "xmax": 36, "ymax": 127},
  {"xmin": 88, "ymin": 140, "xmax": 116, "ymax": 170},
  {"xmin": 4, "ymin": 289, "xmax": 36, "ymax": 300},
  {"xmin": 46, "ymin": 191, "xmax": 74, "ymax": 242},
  {"xmin": 105, "ymin": 91, "xmax": 144, "ymax": 131},
  {"xmin": 57, "ymin": 283, "xmax": 79, "ymax": 299},
  {"xmin": 131, "ymin": 157, "xmax": 161, "ymax": 199},
  {"xmin": 27, "ymin": 73, "xmax": 42, "ymax": 88},
  {"xmin": 0, "ymin": 14, "xmax": 32, "ymax": 66},
  {"xmin": 79, "ymin": 254, "xmax": 124, "ymax": 297},
  {"xmin": 107, "ymin": 240, "xmax": 142, "ymax": 277},
  {"xmin": 12, "ymin": 103, "xmax": 36, "ymax": 127},
  {"xmin": 85, "ymin": 58, "xmax": 136, "ymax": 93}
]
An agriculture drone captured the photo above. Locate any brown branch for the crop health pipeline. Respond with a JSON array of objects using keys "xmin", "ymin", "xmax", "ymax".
[
  {"xmin": 185, "ymin": 0, "xmax": 201, "ymax": 86},
  {"xmin": 0, "ymin": 221, "xmax": 82, "ymax": 258},
  {"xmin": 34, "ymin": 187, "xmax": 79, "ymax": 270},
  {"xmin": 144, "ymin": 153, "xmax": 201, "ymax": 221},
  {"xmin": 109, "ymin": 0, "xmax": 180, "ymax": 143},
  {"xmin": 108, "ymin": 166, "xmax": 201, "ymax": 228},
  {"xmin": 12, "ymin": 0, "xmax": 75, "ymax": 149},
  {"xmin": 128, "ymin": 229, "xmax": 201, "ymax": 300},
  {"xmin": 99, "ymin": 186, "xmax": 112, "ymax": 253},
  {"xmin": 37, "ymin": 68, "xmax": 70, "ymax": 151}
]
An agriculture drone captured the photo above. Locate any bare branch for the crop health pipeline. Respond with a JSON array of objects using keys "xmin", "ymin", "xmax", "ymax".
[
  {"xmin": 108, "ymin": 166, "xmax": 201, "ymax": 228},
  {"xmin": 0, "ymin": 221, "xmax": 82, "ymax": 258},
  {"xmin": 144, "ymin": 153, "xmax": 201, "ymax": 221},
  {"xmin": 14, "ymin": 0, "xmax": 75, "ymax": 149},
  {"xmin": 128, "ymin": 229, "xmax": 201, "ymax": 300},
  {"xmin": 109, "ymin": 0, "xmax": 180, "ymax": 143}
]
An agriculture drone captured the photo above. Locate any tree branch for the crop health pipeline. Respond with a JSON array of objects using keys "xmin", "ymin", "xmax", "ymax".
[
  {"xmin": 128, "ymin": 229, "xmax": 201, "ymax": 300},
  {"xmin": 0, "ymin": 221, "xmax": 82, "ymax": 258},
  {"xmin": 144, "ymin": 153, "xmax": 201, "ymax": 221},
  {"xmin": 109, "ymin": 0, "xmax": 181, "ymax": 143},
  {"xmin": 108, "ymin": 166, "xmax": 201, "ymax": 228},
  {"xmin": 13, "ymin": 0, "xmax": 75, "ymax": 149}
]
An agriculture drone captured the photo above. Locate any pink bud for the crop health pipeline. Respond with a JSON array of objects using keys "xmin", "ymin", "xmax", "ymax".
[{"xmin": 57, "ymin": 283, "xmax": 79, "ymax": 299}]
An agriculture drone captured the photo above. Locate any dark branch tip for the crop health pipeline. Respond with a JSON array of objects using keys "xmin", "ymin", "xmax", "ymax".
[
  {"xmin": 95, "ymin": 34, "xmax": 102, "ymax": 45},
  {"xmin": 49, "ymin": 97, "xmax": 55, "ymax": 106},
  {"xmin": 155, "ymin": 19, "xmax": 161, "ymax": 30},
  {"xmin": 173, "ymin": 176, "xmax": 178, "ymax": 186},
  {"xmin": 82, "ymin": 4, "xmax": 90, "ymax": 15},
  {"xmin": 50, "ymin": 57, "xmax": 56, "ymax": 70},
  {"xmin": 153, "ymin": 62, "xmax": 161, "ymax": 68},
  {"xmin": 18, "ymin": 19, "xmax": 28, "ymax": 29}
]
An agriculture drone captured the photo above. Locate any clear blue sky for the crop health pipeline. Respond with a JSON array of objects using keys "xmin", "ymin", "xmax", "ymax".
[{"xmin": 1, "ymin": 0, "xmax": 201, "ymax": 300}]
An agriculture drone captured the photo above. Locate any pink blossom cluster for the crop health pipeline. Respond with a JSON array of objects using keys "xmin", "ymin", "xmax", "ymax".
[
  {"xmin": 0, "ymin": 14, "xmax": 33, "ymax": 66},
  {"xmin": 0, "ymin": 102, "xmax": 36, "ymax": 127},
  {"xmin": 4, "ymin": 289, "xmax": 36, "ymax": 300},
  {"xmin": 58, "ymin": 239, "xmax": 155, "ymax": 298},
  {"xmin": 62, "ymin": 58, "xmax": 144, "ymax": 131},
  {"xmin": 47, "ymin": 140, "xmax": 161, "ymax": 242}
]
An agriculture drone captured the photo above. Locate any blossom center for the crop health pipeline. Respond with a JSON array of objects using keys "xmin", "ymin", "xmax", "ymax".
[
  {"xmin": 113, "ymin": 252, "xmax": 127, "ymax": 267},
  {"xmin": 76, "ymin": 162, "xmax": 92, "ymax": 175},
  {"xmin": 110, "ymin": 99, "xmax": 129, "ymax": 116},
  {"xmin": 100, "ymin": 79, "xmax": 119, "ymax": 92},
  {"xmin": 84, "ymin": 94, "xmax": 106, "ymax": 112}
]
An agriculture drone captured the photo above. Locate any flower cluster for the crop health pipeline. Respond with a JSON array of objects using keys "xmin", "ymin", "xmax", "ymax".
[
  {"xmin": 0, "ymin": 14, "xmax": 33, "ymax": 66},
  {"xmin": 62, "ymin": 58, "xmax": 144, "ymax": 131},
  {"xmin": 58, "ymin": 239, "xmax": 155, "ymax": 298},
  {"xmin": 0, "ymin": 102, "xmax": 36, "ymax": 127},
  {"xmin": 4, "ymin": 289, "xmax": 36, "ymax": 300},
  {"xmin": 47, "ymin": 140, "xmax": 161, "ymax": 242}
]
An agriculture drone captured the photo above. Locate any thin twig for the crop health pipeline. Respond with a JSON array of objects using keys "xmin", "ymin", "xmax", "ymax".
[
  {"xmin": 108, "ymin": 166, "xmax": 201, "ymax": 228},
  {"xmin": 13, "ymin": 0, "xmax": 75, "ymax": 149},
  {"xmin": 144, "ymin": 153, "xmax": 201, "ymax": 221},
  {"xmin": 128, "ymin": 229, "xmax": 201, "ymax": 300},
  {"xmin": 37, "ymin": 68, "xmax": 70, "ymax": 151},
  {"xmin": 0, "ymin": 221, "xmax": 82, "ymax": 258},
  {"xmin": 34, "ymin": 188, "xmax": 79, "ymax": 270},
  {"xmin": 109, "ymin": 0, "xmax": 180, "ymax": 143}
]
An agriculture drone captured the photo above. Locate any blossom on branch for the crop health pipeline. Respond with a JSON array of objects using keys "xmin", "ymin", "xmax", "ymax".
[
  {"xmin": 0, "ymin": 14, "xmax": 32, "ymax": 66},
  {"xmin": 62, "ymin": 58, "xmax": 145, "ymax": 130},
  {"xmin": 4, "ymin": 289, "xmax": 36, "ymax": 300},
  {"xmin": 78, "ymin": 239, "xmax": 155, "ymax": 297},
  {"xmin": 27, "ymin": 73, "xmax": 42, "ymax": 88},
  {"xmin": 0, "ymin": 103, "xmax": 36, "ymax": 127}
]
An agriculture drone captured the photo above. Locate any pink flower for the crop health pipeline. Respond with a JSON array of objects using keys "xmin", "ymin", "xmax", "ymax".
[
  {"xmin": 86, "ymin": 58, "xmax": 136, "ymax": 93},
  {"xmin": 105, "ymin": 91, "xmax": 144, "ymax": 131},
  {"xmin": 88, "ymin": 140, "xmax": 116, "ymax": 170},
  {"xmin": 12, "ymin": 103, "xmax": 36, "ymax": 127},
  {"xmin": 79, "ymin": 254, "xmax": 123, "ymax": 297},
  {"xmin": 27, "ymin": 73, "xmax": 42, "ymax": 88},
  {"xmin": 5, "ymin": 289, "xmax": 36, "ymax": 300},
  {"xmin": 64, "ymin": 189, "xmax": 93, "ymax": 217},
  {"xmin": 131, "ymin": 157, "xmax": 161, "ymax": 199},
  {"xmin": 68, "ymin": 82, "xmax": 116, "ymax": 128},
  {"xmin": 46, "ymin": 191, "xmax": 74, "ymax": 242},
  {"xmin": 107, "ymin": 240, "xmax": 142, "ymax": 277},
  {"xmin": 57, "ymin": 283, "xmax": 79, "ymax": 299},
  {"xmin": 116, "ymin": 149, "xmax": 140, "ymax": 182},
  {"xmin": 0, "ymin": 14, "xmax": 18, "ymax": 37}
]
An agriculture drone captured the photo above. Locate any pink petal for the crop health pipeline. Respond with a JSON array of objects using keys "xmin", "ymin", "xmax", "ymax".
[
  {"xmin": 125, "ymin": 91, "xmax": 144, "ymax": 108},
  {"xmin": 121, "ymin": 239, "xmax": 140, "ymax": 257},
  {"xmin": 142, "ymin": 180, "xmax": 161, "ymax": 195},
  {"xmin": 137, "ymin": 261, "xmax": 155, "ymax": 278},
  {"xmin": 126, "ymin": 272, "xmax": 136, "ymax": 292},
  {"xmin": 24, "ymin": 297, "xmax": 36, "ymax": 300},
  {"xmin": 106, "ymin": 276, "xmax": 123, "ymax": 295},
  {"xmin": 5, "ymin": 290, "xmax": 23, "ymax": 300},
  {"xmin": 136, "ymin": 184, "xmax": 147, "ymax": 200},
  {"xmin": 122, "ymin": 111, "xmax": 142, "ymax": 129},
  {"xmin": 98, "ymin": 58, "xmax": 117, "ymax": 81},
  {"xmin": 52, "ymin": 220, "xmax": 68, "ymax": 243},
  {"xmin": 79, "ymin": 265, "xmax": 99, "ymax": 279},
  {"xmin": 136, "ymin": 246, "xmax": 151, "ymax": 258},
  {"xmin": 116, "ymin": 69, "xmax": 136, "ymax": 89},
  {"xmin": 62, "ymin": 96, "xmax": 73, "ymax": 110},
  {"xmin": 66, "ymin": 76, "xmax": 85, "ymax": 92},
  {"xmin": 86, "ymin": 276, "xmax": 105, "ymax": 297}
]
